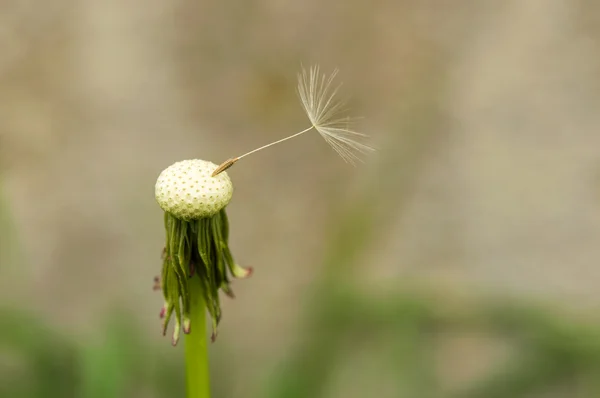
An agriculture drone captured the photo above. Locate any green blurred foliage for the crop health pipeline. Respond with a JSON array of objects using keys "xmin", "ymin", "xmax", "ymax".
[
  {"xmin": 0, "ymin": 308, "xmax": 186, "ymax": 398},
  {"xmin": 2, "ymin": 292, "xmax": 600, "ymax": 398},
  {"xmin": 266, "ymin": 288, "xmax": 600, "ymax": 398}
]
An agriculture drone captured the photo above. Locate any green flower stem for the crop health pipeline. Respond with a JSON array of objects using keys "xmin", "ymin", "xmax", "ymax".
[{"xmin": 185, "ymin": 276, "xmax": 211, "ymax": 398}]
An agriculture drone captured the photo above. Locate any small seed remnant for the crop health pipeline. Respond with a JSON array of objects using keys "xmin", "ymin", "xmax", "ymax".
[{"xmin": 212, "ymin": 158, "xmax": 238, "ymax": 177}]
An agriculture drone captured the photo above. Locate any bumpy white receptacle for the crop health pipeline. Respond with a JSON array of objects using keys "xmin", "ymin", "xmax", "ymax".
[{"xmin": 155, "ymin": 159, "xmax": 233, "ymax": 220}]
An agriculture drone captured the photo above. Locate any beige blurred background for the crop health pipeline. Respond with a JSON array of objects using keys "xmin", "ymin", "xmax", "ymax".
[{"xmin": 1, "ymin": 1, "xmax": 600, "ymax": 397}]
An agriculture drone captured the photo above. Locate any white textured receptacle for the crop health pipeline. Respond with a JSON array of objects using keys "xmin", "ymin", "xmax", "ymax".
[{"xmin": 155, "ymin": 159, "xmax": 233, "ymax": 220}]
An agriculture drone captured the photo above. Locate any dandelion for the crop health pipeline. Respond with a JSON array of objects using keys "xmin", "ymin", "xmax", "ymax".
[{"xmin": 153, "ymin": 65, "xmax": 373, "ymax": 398}]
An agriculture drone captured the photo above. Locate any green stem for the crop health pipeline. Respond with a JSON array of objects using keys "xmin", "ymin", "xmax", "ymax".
[{"xmin": 185, "ymin": 276, "xmax": 211, "ymax": 398}]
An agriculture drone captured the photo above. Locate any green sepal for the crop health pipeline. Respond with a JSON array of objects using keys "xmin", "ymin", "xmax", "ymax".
[
  {"xmin": 168, "ymin": 219, "xmax": 187, "ymax": 312},
  {"xmin": 158, "ymin": 209, "xmax": 250, "ymax": 346}
]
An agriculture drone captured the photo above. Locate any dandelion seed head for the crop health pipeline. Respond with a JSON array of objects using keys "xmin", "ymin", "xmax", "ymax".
[{"xmin": 155, "ymin": 159, "xmax": 233, "ymax": 220}]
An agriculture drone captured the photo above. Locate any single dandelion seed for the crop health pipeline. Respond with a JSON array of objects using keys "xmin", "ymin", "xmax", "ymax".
[{"xmin": 212, "ymin": 65, "xmax": 374, "ymax": 176}]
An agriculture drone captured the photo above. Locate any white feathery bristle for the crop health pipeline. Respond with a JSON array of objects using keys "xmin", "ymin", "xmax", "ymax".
[{"xmin": 297, "ymin": 65, "xmax": 374, "ymax": 165}]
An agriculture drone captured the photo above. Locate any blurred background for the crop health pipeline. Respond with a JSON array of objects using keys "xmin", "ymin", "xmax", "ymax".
[{"xmin": 2, "ymin": 0, "xmax": 600, "ymax": 397}]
